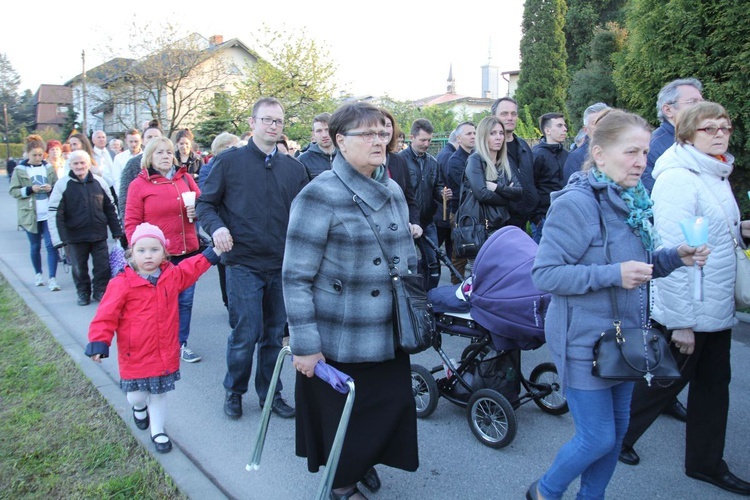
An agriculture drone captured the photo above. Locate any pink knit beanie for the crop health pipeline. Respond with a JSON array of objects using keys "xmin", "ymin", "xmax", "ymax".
[{"xmin": 131, "ymin": 222, "xmax": 169, "ymax": 248}]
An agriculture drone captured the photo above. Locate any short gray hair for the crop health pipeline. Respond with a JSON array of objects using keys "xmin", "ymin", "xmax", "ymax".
[
  {"xmin": 583, "ymin": 102, "xmax": 610, "ymax": 127},
  {"xmin": 448, "ymin": 129, "xmax": 458, "ymax": 144},
  {"xmin": 68, "ymin": 150, "xmax": 91, "ymax": 165},
  {"xmin": 656, "ymin": 78, "xmax": 703, "ymax": 122}
]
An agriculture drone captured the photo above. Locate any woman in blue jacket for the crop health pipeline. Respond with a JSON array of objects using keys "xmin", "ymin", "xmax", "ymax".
[{"xmin": 527, "ymin": 110, "xmax": 708, "ymax": 500}]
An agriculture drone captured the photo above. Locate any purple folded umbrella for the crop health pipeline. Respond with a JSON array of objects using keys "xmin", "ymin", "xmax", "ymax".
[{"xmin": 292, "ymin": 356, "xmax": 352, "ymax": 394}]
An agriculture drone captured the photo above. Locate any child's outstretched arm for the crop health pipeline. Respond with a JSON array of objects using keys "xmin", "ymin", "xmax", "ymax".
[{"xmin": 173, "ymin": 246, "xmax": 222, "ymax": 292}]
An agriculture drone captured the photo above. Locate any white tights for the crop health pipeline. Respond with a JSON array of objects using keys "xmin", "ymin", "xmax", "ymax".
[{"xmin": 126, "ymin": 390, "xmax": 168, "ymax": 442}]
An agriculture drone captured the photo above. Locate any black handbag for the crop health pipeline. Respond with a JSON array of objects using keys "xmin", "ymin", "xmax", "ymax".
[
  {"xmin": 338, "ymin": 174, "xmax": 435, "ymax": 354},
  {"xmin": 590, "ymin": 193, "xmax": 680, "ymax": 386},
  {"xmin": 452, "ymin": 182, "xmax": 487, "ymax": 259}
]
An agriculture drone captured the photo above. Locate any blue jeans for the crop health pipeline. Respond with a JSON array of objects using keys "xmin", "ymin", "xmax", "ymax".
[
  {"xmin": 171, "ymin": 254, "xmax": 197, "ymax": 346},
  {"xmin": 539, "ymin": 382, "xmax": 633, "ymax": 500},
  {"xmin": 224, "ymin": 265, "xmax": 286, "ymax": 402},
  {"xmin": 531, "ymin": 217, "xmax": 545, "ymax": 244},
  {"xmin": 417, "ymin": 222, "xmax": 440, "ymax": 290},
  {"xmin": 25, "ymin": 220, "xmax": 58, "ymax": 277}
]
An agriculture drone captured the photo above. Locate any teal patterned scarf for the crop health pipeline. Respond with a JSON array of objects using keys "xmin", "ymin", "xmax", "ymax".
[{"xmin": 592, "ymin": 168, "xmax": 661, "ymax": 251}]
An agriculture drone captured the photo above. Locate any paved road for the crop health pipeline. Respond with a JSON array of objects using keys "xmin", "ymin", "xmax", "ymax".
[{"xmin": 2, "ymin": 173, "xmax": 749, "ymax": 499}]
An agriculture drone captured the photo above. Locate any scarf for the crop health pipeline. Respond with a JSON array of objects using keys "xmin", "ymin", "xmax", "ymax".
[{"xmin": 592, "ymin": 168, "xmax": 661, "ymax": 251}]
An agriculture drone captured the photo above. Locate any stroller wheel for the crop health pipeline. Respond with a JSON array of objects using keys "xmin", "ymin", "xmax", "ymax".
[
  {"xmin": 529, "ymin": 362, "xmax": 569, "ymax": 416},
  {"xmin": 466, "ymin": 389, "xmax": 517, "ymax": 448},
  {"xmin": 411, "ymin": 364, "xmax": 439, "ymax": 418}
]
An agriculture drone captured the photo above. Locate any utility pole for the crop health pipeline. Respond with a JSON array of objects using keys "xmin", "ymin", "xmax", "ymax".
[
  {"xmin": 81, "ymin": 50, "xmax": 88, "ymax": 134},
  {"xmin": 3, "ymin": 103, "xmax": 9, "ymax": 162}
]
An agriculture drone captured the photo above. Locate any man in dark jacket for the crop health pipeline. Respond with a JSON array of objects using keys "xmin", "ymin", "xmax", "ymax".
[
  {"xmin": 434, "ymin": 128, "xmax": 458, "ymax": 266},
  {"xmin": 640, "ymin": 78, "xmax": 704, "ymax": 192},
  {"xmin": 562, "ymin": 102, "xmax": 610, "ymax": 184},
  {"xmin": 446, "ymin": 122, "xmax": 476, "ymax": 282},
  {"xmin": 298, "ymin": 112, "xmax": 336, "ymax": 179},
  {"xmin": 197, "ymin": 97, "xmax": 308, "ymax": 421},
  {"xmin": 492, "ymin": 97, "xmax": 538, "ymax": 229},
  {"xmin": 48, "ymin": 150, "xmax": 123, "ymax": 306},
  {"xmin": 531, "ymin": 112, "xmax": 569, "ymax": 243},
  {"xmin": 399, "ymin": 119, "xmax": 450, "ymax": 290}
]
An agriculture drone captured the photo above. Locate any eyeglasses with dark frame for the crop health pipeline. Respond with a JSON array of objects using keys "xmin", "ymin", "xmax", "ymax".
[
  {"xmin": 343, "ymin": 131, "xmax": 392, "ymax": 143},
  {"xmin": 696, "ymin": 125, "xmax": 733, "ymax": 136},
  {"xmin": 254, "ymin": 116, "xmax": 284, "ymax": 127}
]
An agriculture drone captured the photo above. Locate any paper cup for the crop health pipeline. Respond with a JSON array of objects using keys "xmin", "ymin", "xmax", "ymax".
[{"xmin": 181, "ymin": 192, "xmax": 196, "ymax": 222}]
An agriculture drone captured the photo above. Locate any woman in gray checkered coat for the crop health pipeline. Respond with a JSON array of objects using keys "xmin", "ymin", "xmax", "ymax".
[{"xmin": 283, "ymin": 102, "xmax": 420, "ymax": 500}]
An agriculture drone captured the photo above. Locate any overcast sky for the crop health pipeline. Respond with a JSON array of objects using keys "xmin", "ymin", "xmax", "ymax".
[{"xmin": 2, "ymin": 1, "xmax": 523, "ymax": 101}]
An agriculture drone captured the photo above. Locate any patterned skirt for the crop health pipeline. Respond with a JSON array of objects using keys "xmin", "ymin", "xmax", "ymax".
[{"xmin": 120, "ymin": 370, "xmax": 181, "ymax": 394}]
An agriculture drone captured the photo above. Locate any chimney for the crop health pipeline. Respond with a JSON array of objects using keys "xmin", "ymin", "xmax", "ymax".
[{"xmin": 209, "ymin": 35, "xmax": 224, "ymax": 46}]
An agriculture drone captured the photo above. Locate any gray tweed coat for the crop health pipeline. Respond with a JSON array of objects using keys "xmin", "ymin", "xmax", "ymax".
[{"xmin": 283, "ymin": 155, "xmax": 418, "ymax": 363}]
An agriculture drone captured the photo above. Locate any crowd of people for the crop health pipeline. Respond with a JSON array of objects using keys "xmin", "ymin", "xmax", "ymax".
[{"xmin": 5, "ymin": 77, "xmax": 750, "ymax": 499}]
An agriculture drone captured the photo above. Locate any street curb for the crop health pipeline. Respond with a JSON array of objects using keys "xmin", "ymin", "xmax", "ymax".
[{"xmin": 0, "ymin": 255, "xmax": 229, "ymax": 499}]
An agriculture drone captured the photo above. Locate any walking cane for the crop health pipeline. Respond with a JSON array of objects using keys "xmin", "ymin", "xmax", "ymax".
[{"xmin": 247, "ymin": 346, "xmax": 356, "ymax": 500}]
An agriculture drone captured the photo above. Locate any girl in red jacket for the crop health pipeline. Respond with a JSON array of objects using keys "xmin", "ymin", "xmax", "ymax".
[{"xmin": 85, "ymin": 222, "xmax": 222, "ymax": 453}]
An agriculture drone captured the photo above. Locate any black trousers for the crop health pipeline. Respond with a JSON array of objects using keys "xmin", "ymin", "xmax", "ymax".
[
  {"xmin": 67, "ymin": 240, "xmax": 110, "ymax": 297},
  {"xmin": 623, "ymin": 327, "xmax": 731, "ymax": 475}
]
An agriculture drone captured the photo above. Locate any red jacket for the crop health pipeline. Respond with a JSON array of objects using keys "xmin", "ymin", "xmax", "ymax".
[
  {"xmin": 124, "ymin": 167, "xmax": 201, "ymax": 256},
  {"xmin": 86, "ymin": 253, "xmax": 212, "ymax": 379}
]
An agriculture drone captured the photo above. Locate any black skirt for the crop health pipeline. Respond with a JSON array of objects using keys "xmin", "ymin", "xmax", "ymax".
[{"xmin": 295, "ymin": 349, "xmax": 419, "ymax": 488}]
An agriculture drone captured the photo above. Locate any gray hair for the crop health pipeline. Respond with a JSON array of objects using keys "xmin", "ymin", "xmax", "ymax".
[
  {"xmin": 583, "ymin": 102, "xmax": 610, "ymax": 127},
  {"xmin": 68, "ymin": 150, "xmax": 91, "ymax": 165},
  {"xmin": 211, "ymin": 132, "xmax": 240, "ymax": 155},
  {"xmin": 448, "ymin": 129, "xmax": 458, "ymax": 144},
  {"xmin": 656, "ymin": 78, "xmax": 703, "ymax": 122}
]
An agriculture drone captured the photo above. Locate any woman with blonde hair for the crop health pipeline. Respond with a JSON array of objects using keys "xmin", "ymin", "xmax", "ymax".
[{"xmin": 461, "ymin": 115, "xmax": 522, "ymax": 237}]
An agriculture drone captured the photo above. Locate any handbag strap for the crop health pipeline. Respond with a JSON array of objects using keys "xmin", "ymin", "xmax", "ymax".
[
  {"xmin": 333, "ymin": 171, "xmax": 402, "ymax": 278},
  {"xmin": 592, "ymin": 189, "xmax": 652, "ymax": 327}
]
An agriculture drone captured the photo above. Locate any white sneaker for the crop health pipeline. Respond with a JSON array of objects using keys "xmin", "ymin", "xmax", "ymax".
[
  {"xmin": 34, "ymin": 273, "xmax": 44, "ymax": 286},
  {"xmin": 48, "ymin": 277, "xmax": 61, "ymax": 291}
]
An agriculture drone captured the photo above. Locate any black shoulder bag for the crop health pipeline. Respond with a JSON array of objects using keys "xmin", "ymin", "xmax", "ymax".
[
  {"xmin": 451, "ymin": 178, "xmax": 488, "ymax": 259},
  {"xmin": 590, "ymin": 193, "xmax": 681, "ymax": 386},
  {"xmin": 337, "ymin": 173, "xmax": 435, "ymax": 354}
]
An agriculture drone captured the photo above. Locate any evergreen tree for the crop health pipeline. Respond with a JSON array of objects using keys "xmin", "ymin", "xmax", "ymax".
[
  {"xmin": 567, "ymin": 25, "xmax": 624, "ymax": 129},
  {"xmin": 515, "ymin": 0, "xmax": 569, "ymax": 122},
  {"xmin": 614, "ymin": 0, "xmax": 750, "ymax": 212},
  {"xmin": 565, "ymin": 0, "xmax": 628, "ymax": 73}
]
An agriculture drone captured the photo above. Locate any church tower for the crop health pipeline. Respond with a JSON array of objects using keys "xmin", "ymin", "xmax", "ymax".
[
  {"xmin": 481, "ymin": 40, "xmax": 499, "ymax": 99},
  {"xmin": 447, "ymin": 64, "xmax": 456, "ymax": 94}
]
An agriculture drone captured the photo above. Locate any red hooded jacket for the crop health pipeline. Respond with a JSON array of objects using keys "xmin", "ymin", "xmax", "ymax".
[{"xmin": 86, "ymin": 253, "xmax": 212, "ymax": 379}]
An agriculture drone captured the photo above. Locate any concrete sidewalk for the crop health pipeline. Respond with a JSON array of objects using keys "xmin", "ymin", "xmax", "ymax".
[{"xmin": 2, "ymin": 173, "xmax": 749, "ymax": 499}]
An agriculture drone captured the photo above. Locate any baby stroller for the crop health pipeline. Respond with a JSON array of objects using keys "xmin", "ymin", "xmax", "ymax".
[{"xmin": 411, "ymin": 227, "xmax": 568, "ymax": 448}]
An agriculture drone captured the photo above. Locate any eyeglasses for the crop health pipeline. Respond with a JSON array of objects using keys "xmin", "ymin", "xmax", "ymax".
[
  {"xmin": 254, "ymin": 116, "xmax": 284, "ymax": 127},
  {"xmin": 670, "ymin": 99, "xmax": 703, "ymax": 106},
  {"xmin": 344, "ymin": 131, "xmax": 392, "ymax": 143},
  {"xmin": 696, "ymin": 125, "xmax": 733, "ymax": 136}
]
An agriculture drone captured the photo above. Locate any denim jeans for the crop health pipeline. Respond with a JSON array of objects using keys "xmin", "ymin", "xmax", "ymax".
[
  {"xmin": 539, "ymin": 382, "xmax": 634, "ymax": 500},
  {"xmin": 171, "ymin": 254, "xmax": 197, "ymax": 346},
  {"xmin": 24, "ymin": 220, "xmax": 58, "ymax": 277},
  {"xmin": 224, "ymin": 265, "xmax": 287, "ymax": 402},
  {"xmin": 531, "ymin": 217, "xmax": 545, "ymax": 244},
  {"xmin": 416, "ymin": 222, "xmax": 440, "ymax": 290}
]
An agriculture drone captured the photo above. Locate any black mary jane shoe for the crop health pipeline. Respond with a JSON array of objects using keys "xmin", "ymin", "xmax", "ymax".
[
  {"xmin": 360, "ymin": 467, "xmax": 381, "ymax": 492},
  {"xmin": 133, "ymin": 406, "xmax": 149, "ymax": 430},
  {"xmin": 151, "ymin": 433, "xmax": 172, "ymax": 453}
]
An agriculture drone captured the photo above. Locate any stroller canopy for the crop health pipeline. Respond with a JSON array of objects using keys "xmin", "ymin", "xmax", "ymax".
[{"xmin": 469, "ymin": 226, "xmax": 549, "ymax": 351}]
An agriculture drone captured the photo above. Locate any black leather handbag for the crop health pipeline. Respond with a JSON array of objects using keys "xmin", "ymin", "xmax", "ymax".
[
  {"xmin": 452, "ymin": 183, "xmax": 487, "ymax": 259},
  {"xmin": 338, "ymin": 174, "xmax": 435, "ymax": 354},
  {"xmin": 590, "ymin": 193, "xmax": 680, "ymax": 386}
]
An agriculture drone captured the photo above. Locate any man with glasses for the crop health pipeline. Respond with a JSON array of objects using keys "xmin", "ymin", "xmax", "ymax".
[
  {"xmin": 399, "ymin": 118, "xmax": 450, "ymax": 291},
  {"xmin": 197, "ymin": 97, "xmax": 309, "ymax": 420},
  {"xmin": 641, "ymin": 78, "xmax": 704, "ymax": 191}
]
